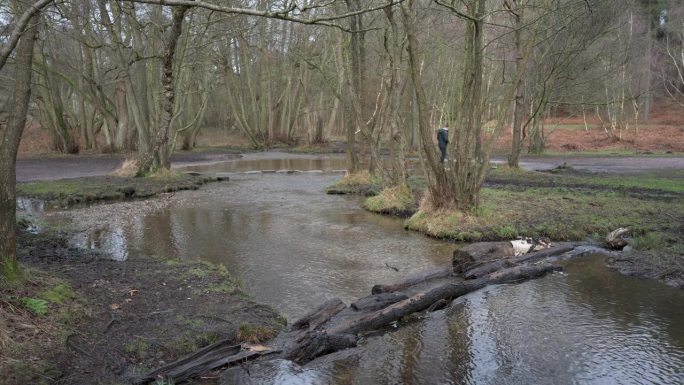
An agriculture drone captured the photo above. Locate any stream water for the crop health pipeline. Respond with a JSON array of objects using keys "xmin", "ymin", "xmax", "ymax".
[{"xmin": 43, "ymin": 154, "xmax": 684, "ymax": 385}]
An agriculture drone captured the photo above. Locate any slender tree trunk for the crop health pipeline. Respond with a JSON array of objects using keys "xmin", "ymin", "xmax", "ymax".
[
  {"xmin": 402, "ymin": 0, "xmax": 453, "ymax": 208},
  {"xmin": 136, "ymin": 4, "xmax": 190, "ymax": 176},
  {"xmin": 508, "ymin": 3, "xmax": 524, "ymax": 168},
  {"xmin": 0, "ymin": 11, "xmax": 39, "ymax": 281}
]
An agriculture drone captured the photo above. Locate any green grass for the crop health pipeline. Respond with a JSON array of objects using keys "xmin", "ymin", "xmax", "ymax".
[
  {"xmin": 405, "ymin": 186, "xmax": 683, "ymax": 245},
  {"xmin": 124, "ymin": 337, "xmax": 150, "ymax": 361},
  {"xmin": 488, "ymin": 167, "xmax": 684, "ymax": 194},
  {"xmin": 363, "ymin": 185, "xmax": 416, "ymax": 216},
  {"xmin": 39, "ymin": 283, "xmax": 75, "ymax": 304},
  {"xmin": 325, "ymin": 171, "xmax": 383, "ymax": 196},
  {"xmin": 21, "ymin": 297, "xmax": 48, "ymax": 316},
  {"xmin": 16, "ymin": 174, "xmax": 220, "ymax": 206},
  {"xmin": 237, "ymin": 323, "xmax": 278, "ymax": 343}
]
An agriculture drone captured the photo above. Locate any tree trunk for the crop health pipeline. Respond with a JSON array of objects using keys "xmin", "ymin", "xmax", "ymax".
[
  {"xmin": 0, "ymin": 10, "xmax": 39, "ymax": 282},
  {"xmin": 136, "ymin": 4, "xmax": 190, "ymax": 176},
  {"xmin": 402, "ymin": 0, "xmax": 453, "ymax": 208},
  {"xmin": 508, "ymin": 4, "xmax": 525, "ymax": 168}
]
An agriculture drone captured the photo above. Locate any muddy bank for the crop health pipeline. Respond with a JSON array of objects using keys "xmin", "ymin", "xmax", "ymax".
[
  {"xmin": 16, "ymin": 150, "xmax": 243, "ymax": 182},
  {"xmin": 3, "ymin": 226, "xmax": 285, "ymax": 385},
  {"xmin": 606, "ymin": 251, "xmax": 684, "ymax": 289},
  {"xmin": 17, "ymin": 174, "xmax": 229, "ymax": 208}
]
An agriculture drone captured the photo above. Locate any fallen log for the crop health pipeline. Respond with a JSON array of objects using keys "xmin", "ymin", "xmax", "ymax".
[
  {"xmin": 371, "ymin": 267, "xmax": 453, "ymax": 294},
  {"xmin": 291, "ymin": 298, "xmax": 346, "ymax": 331},
  {"xmin": 351, "ymin": 292, "xmax": 408, "ymax": 312},
  {"xmin": 329, "ymin": 264, "xmax": 559, "ymax": 336},
  {"xmin": 285, "ymin": 331, "xmax": 358, "ymax": 364},
  {"xmin": 453, "ymin": 242, "xmax": 515, "ymax": 273},
  {"xmin": 324, "ymin": 263, "xmax": 560, "ymax": 345},
  {"xmin": 463, "ymin": 244, "xmax": 575, "ymax": 279},
  {"xmin": 134, "ymin": 339, "xmax": 276, "ymax": 384}
]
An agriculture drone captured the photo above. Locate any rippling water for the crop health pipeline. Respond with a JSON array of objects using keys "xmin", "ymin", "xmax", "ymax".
[{"xmin": 43, "ymin": 155, "xmax": 684, "ymax": 385}]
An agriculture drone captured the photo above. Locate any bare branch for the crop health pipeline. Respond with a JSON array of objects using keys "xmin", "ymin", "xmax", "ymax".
[{"xmin": 0, "ymin": 0, "xmax": 54, "ymax": 71}]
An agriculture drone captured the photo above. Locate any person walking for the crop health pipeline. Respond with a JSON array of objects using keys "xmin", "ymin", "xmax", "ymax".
[{"xmin": 437, "ymin": 123, "xmax": 449, "ymax": 163}]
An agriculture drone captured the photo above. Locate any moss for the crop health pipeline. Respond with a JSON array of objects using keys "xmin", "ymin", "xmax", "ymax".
[
  {"xmin": 325, "ymin": 171, "xmax": 383, "ymax": 196},
  {"xmin": 39, "ymin": 283, "xmax": 75, "ymax": 304},
  {"xmin": 363, "ymin": 185, "xmax": 416, "ymax": 216}
]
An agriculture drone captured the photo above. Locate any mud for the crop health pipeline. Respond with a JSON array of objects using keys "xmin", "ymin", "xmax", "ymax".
[
  {"xmin": 16, "ymin": 150, "xmax": 242, "ymax": 182},
  {"xmin": 10, "ymin": 226, "xmax": 284, "ymax": 385}
]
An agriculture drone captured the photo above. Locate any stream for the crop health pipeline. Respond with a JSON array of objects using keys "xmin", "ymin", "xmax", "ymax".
[{"xmin": 41, "ymin": 153, "xmax": 684, "ymax": 385}]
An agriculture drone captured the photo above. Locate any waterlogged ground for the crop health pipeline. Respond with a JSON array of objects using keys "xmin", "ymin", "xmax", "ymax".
[{"xmin": 33, "ymin": 153, "xmax": 684, "ymax": 385}]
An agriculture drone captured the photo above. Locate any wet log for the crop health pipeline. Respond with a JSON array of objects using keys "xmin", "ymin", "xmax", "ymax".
[
  {"xmin": 134, "ymin": 339, "xmax": 275, "ymax": 384},
  {"xmin": 285, "ymin": 331, "xmax": 358, "ymax": 364},
  {"xmin": 463, "ymin": 244, "xmax": 575, "ymax": 279},
  {"xmin": 291, "ymin": 298, "xmax": 346, "ymax": 331},
  {"xmin": 351, "ymin": 292, "xmax": 408, "ymax": 312},
  {"xmin": 453, "ymin": 242, "xmax": 515, "ymax": 273},
  {"xmin": 327, "ymin": 263, "xmax": 560, "ymax": 337},
  {"xmin": 371, "ymin": 267, "xmax": 453, "ymax": 294}
]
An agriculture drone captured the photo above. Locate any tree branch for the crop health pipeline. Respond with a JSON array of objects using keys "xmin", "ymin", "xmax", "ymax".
[{"xmin": 0, "ymin": 0, "xmax": 54, "ymax": 72}]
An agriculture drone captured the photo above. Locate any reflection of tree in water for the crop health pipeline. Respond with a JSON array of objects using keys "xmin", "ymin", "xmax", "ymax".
[{"xmin": 445, "ymin": 302, "xmax": 473, "ymax": 384}]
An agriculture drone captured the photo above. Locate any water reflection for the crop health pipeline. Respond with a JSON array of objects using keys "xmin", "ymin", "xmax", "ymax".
[
  {"xmin": 49, "ymin": 174, "xmax": 453, "ymax": 318},
  {"xmin": 183, "ymin": 154, "xmax": 347, "ymax": 174}
]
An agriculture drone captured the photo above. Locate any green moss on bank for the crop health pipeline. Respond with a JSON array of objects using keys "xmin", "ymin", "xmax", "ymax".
[
  {"xmin": 405, "ymin": 186, "xmax": 683, "ymax": 248},
  {"xmin": 364, "ymin": 185, "xmax": 417, "ymax": 217},
  {"xmin": 325, "ymin": 171, "xmax": 383, "ymax": 196},
  {"xmin": 17, "ymin": 173, "xmax": 228, "ymax": 207}
]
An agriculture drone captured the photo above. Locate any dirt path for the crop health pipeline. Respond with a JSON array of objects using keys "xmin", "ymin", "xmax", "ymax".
[
  {"xmin": 491, "ymin": 155, "xmax": 684, "ymax": 173},
  {"xmin": 17, "ymin": 151, "xmax": 684, "ymax": 182}
]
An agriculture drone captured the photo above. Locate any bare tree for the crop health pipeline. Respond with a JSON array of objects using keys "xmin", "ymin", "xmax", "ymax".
[{"xmin": 0, "ymin": 1, "xmax": 40, "ymax": 282}]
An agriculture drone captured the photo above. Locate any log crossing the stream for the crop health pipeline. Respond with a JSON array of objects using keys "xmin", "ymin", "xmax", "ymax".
[{"xmin": 135, "ymin": 242, "xmax": 599, "ymax": 384}]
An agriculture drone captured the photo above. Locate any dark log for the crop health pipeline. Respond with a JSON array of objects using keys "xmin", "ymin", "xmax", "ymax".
[
  {"xmin": 463, "ymin": 260, "xmax": 514, "ymax": 279},
  {"xmin": 371, "ymin": 267, "xmax": 453, "ymax": 294},
  {"xmin": 427, "ymin": 299, "xmax": 450, "ymax": 312},
  {"xmin": 285, "ymin": 331, "xmax": 358, "ymax": 365},
  {"xmin": 327, "ymin": 263, "xmax": 560, "ymax": 336},
  {"xmin": 463, "ymin": 244, "xmax": 575, "ymax": 279},
  {"xmin": 351, "ymin": 292, "xmax": 408, "ymax": 312},
  {"xmin": 134, "ymin": 339, "xmax": 275, "ymax": 384},
  {"xmin": 453, "ymin": 242, "xmax": 515, "ymax": 273},
  {"xmin": 291, "ymin": 298, "xmax": 346, "ymax": 331}
]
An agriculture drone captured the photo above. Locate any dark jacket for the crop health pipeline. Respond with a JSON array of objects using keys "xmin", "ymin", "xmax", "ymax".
[{"xmin": 437, "ymin": 128, "xmax": 449, "ymax": 149}]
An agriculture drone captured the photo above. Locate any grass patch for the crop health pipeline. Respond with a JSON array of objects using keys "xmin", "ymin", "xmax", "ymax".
[
  {"xmin": 363, "ymin": 185, "xmax": 416, "ymax": 216},
  {"xmin": 1, "ymin": 267, "xmax": 86, "ymax": 384},
  {"xmin": 631, "ymin": 232, "xmax": 665, "ymax": 251},
  {"xmin": 325, "ymin": 171, "xmax": 382, "ymax": 196},
  {"xmin": 17, "ymin": 174, "xmax": 222, "ymax": 207},
  {"xmin": 237, "ymin": 323, "xmax": 277, "ymax": 343},
  {"xmin": 124, "ymin": 337, "xmax": 150, "ymax": 361},
  {"xmin": 20, "ymin": 297, "xmax": 48, "ymax": 316},
  {"xmin": 487, "ymin": 167, "xmax": 684, "ymax": 194},
  {"xmin": 405, "ymin": 185, "xmax": 683, "ymax": 246},
  {"xmin": 39, "ymin": 283, "xmax": 75, "ymax": 304}
]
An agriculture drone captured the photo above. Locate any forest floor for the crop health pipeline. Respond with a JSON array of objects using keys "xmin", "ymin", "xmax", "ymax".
[{"xmin": 2, "ymin": 225, "xmax": 285, "ymax": 385}]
